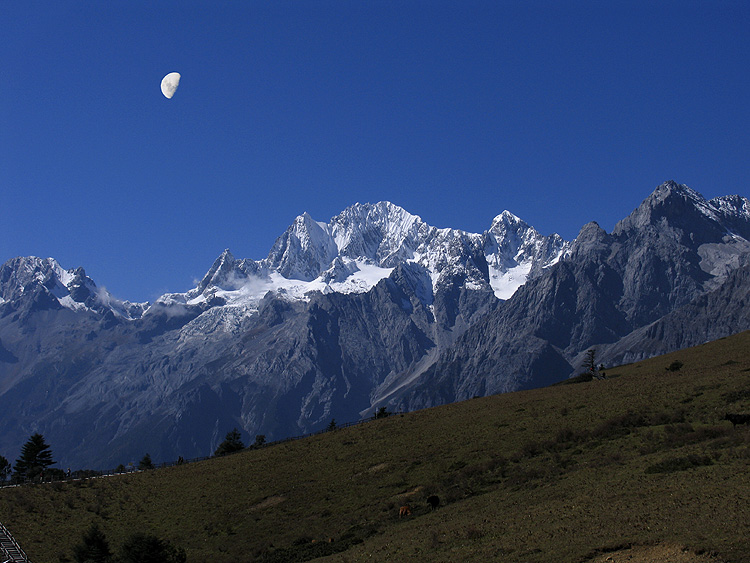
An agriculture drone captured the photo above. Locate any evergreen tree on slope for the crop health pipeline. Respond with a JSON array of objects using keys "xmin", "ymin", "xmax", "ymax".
[
  {"xmin": 13, "ymin": 433, "xmax": 54, "ymax": 480},
  {"xmin": 72, "ymin": 523, "xmax": 113, "ymax": 563},
  {"xmin": 214, "ymin": 428, "xmax": 244, "ymax": 456}
]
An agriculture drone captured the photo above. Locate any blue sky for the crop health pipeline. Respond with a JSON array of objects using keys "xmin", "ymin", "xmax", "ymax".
[{"xmin": 2, "ymin": 1, "xmax": 749, "ymax": 303}]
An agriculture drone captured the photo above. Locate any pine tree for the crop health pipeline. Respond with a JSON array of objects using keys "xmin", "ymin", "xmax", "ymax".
[
  {"xmin": 0, "ymin": 455, "xmax": 10, "ymax": 482},
  {"xmin": 138, "ymin": 453, "xmax": 154, "ymax": 470},
  {"xmin": 584, "ymin": 348, "xmax": 596, "ymax": 372},
  {"xmin": 72, "ymin": 523, "xmax": 113, "ymax": 563},
  {"xmin": 214, "ymin": 428, "xmax": 244, "ymax": 456},
  {"xmin": 375, "ymin": 406, "xmax": 391, "ymax": 419},
  {"xmin": 13, "ymin": 433, "xmax": 54, "ymax": 480}
]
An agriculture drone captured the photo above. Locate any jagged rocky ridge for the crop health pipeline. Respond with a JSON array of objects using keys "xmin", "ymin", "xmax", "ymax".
[{"xmin": 1, "ymin": 181, "xmax": 749, "ymax": 469}]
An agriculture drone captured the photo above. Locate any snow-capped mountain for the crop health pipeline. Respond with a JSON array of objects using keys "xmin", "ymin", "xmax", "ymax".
[
  {"xmin": 171, "ymin": 201, "xmax": 568, "ymax": 313},
  {"xmin": 485, "ymin": 210, "xmax": 568, "ymax": 299},
  {"xmin": 1, "ymin": 203, "xmax": 565, "ymax": 325},
  {"xmin": 1, "ymin": 181, "xmax": 750, "ymax": 470},
  {"xmin": 0, "ymin": 256, "xmax": 146, "ymax": 319}
]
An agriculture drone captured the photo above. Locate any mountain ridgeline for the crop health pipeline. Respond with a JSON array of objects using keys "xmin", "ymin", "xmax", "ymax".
[{"xmin": 1, "ymin": 181, "xmax": 749, "ymax": 469}]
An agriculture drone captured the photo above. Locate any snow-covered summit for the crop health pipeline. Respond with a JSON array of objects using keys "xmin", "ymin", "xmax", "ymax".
[
  {"xmin": 183, "ymin": 201, "xmax": 568, "ymax": 310},
  {"xmin": 267, "ymin": 212, "xmax": 339, "ymax": 281},
  {"xmin": 0, "ymin": 256, "xmax": 145, "ymax": 319},
  {"xmin": 6, "ymin": 184, "xmax": 748, "ymax": 327},
  {"xmin": 329, "ymin": 201, "xmax": 427, "ymax": 265},
  {"xmin": 0, "ymin": 202, "xmax": 570, "ymax": 321},
  {"xmin": 484, "ymin": 210, "xmax": 568, "ymax": 299}
]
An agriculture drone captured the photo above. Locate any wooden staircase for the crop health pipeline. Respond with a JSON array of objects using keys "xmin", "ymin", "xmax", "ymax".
[{"xmin": 0, "ymin": 523, "xmax": 30, "ymax": 563}]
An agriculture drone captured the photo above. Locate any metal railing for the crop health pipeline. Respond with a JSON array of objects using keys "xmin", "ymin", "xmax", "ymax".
[{"xmin": 0, "ymin": 522, "xmax": 30, "ymax": 562}]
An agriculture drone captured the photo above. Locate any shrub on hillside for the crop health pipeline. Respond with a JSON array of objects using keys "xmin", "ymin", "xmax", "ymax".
[
  {"xmin": 69, "ymin": 526, "xmax": 186, "ymax": 563},
  {"xmin": 375, "ymin": 406, "xmax": 391, "ymax": 419},
  {"xmin": 214, "ymin": 428, "xmax": 245, "ymax": 456},
  {"xmin": 72, "ymin": 523, "xmax": 112, "ymax": 563},
  {"xmin": 119, "ymin": 532, "xmax": 186, "ymax": 563},
  {"xmin": 723, "ymin": 388, "xmax": 750, "ymax": 404},
  {"xmin": 138, "ymin": 453, "xmax": 154, "ymax": 470}
]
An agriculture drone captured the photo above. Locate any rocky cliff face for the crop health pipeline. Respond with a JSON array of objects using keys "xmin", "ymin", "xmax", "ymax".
[
  {"xmin": 596, "ymin": 260, "xmax": 750, "ymax": 366},
  {"xmin": 394, "ymin": 181, "xmax": 750, "ymax": 409},
  {"xmin": 1, "ymin": 181, "xmax": 749, "ymax": 469}
]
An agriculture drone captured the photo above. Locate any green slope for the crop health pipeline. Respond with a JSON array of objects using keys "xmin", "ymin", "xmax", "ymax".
[{"xmin": 1, "ymin": 331, "xmax": 749, "ymax": 562}]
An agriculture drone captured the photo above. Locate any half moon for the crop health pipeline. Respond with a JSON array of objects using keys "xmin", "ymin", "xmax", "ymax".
[{"xmin": 160, "ymin": 72, "xmax": 181, "ymax": 99}]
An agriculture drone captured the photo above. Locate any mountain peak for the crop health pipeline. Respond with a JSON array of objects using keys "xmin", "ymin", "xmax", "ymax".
[
  {"xmin": 613, "ymin": 181, "xmax": 720, "ymax": 236},
  {"xmin": 650, "ymin": 180, "xmax": 706, "ymax": 204},
  {"xmin": 0, "ymin": 256, "xmax": 62, "ymax": 303},
  {"xmin": 332, "ymin": 201, "xmax": 422, "ymax": 237},
  {"xmin": 491, "ymin": 210, "xmax": 524, "ymax": 227},
  {"xmin": 576, "ymin": 220, "xmax": 606, "ymax": 239},
  {"xmin": 330, "ymin": 201, "xmax": 425, "ymax": 266},
  {"xmin": 488, "ymin": 211, "xmax": 535, "ymax": 243},
  {"xmin": 184, "ymin": 199, "xmax": 573, "ymax": 305},
  {"xmin": 570, "ymin": 221, "xmax": 610, "ymax": 259},
  {"xmin": 0, "ymin": 256, "xmax": 147, "ymax": 319},
  {"xmin": 266, "ymin": 211, "xmax": 338, "ymax": 281},
  {"xmin": 195, "ymin": 249, "xmax": 239, "ymax": 293}
]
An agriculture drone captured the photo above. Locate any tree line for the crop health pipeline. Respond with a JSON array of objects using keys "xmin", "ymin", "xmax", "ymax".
[
  {"xmin": 0, "ymin": 429, "xmax": 269, "ymax": 484},
  {"xmin": 1, "ymin": 408, "xmax": 395, "ymax": 484}
]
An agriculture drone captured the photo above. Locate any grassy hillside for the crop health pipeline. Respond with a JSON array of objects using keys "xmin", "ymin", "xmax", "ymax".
[{"xmin": 1, "ymin": 331, "xmax": 749, "ymax": 562}]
